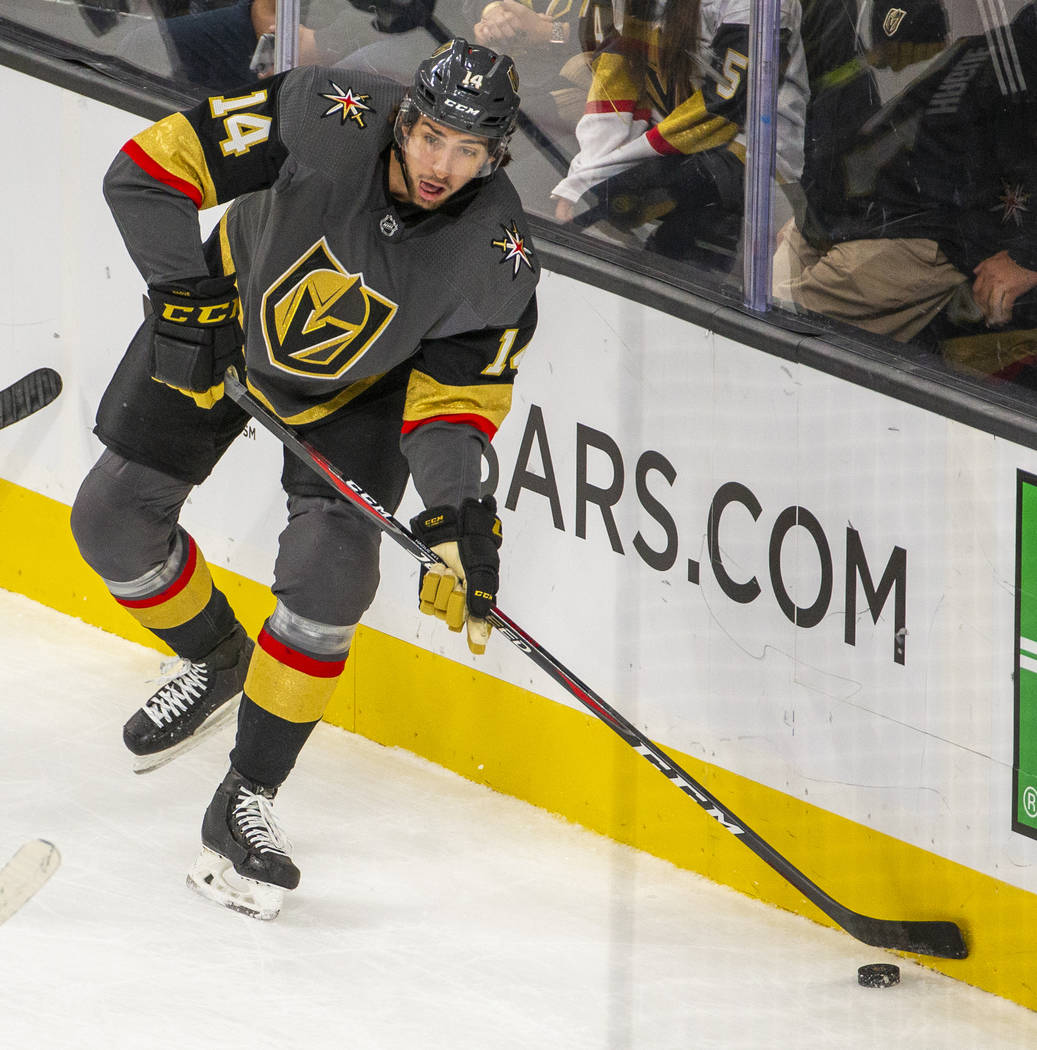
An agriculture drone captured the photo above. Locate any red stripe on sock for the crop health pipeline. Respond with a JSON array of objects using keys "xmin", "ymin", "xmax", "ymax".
[
  {"xmin": 116, "ymin": 537, "xmax": 199, "ymax": 609},
  {"xmin": 257, "ymin": 627, "xmax": 346, "ymax": 679}
]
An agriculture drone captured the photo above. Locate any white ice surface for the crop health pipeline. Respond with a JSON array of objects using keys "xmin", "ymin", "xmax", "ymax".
[{"xmin": 1, "ymin": 589, "xmax": 1036, "ymax": 1050}]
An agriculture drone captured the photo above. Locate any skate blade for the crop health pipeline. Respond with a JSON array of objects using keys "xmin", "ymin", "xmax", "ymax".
[
  {"xmin": 186, "ymin": 846, "xmax": 284, "ymax": 921},
  {"xmin": 131, "ymin": 694, "xmax": 242, "ymax": 774}
]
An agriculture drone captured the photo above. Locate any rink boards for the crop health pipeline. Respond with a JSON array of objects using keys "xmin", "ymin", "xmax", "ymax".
[{"xmin": 3, "ymin": 65, "xmax": 1037, "ymax": 1008}]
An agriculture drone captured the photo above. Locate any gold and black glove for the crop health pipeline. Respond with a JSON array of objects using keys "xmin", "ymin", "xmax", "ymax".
[
  {"xmin": 410, "ymin": 496, "xmax": 502, "ymax": 655},
  {"xmin": 147, "ymin": 275, "xmax": 243, "ymax": 409}
]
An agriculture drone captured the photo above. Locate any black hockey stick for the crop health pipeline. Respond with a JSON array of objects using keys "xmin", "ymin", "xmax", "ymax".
[
  {"xmin": 0, "ymin": 368, "xmax": 62, "ymax": 430},
  {"xmin": 223, "ymin": 368, "xmax": 968, "ymax": 960}
]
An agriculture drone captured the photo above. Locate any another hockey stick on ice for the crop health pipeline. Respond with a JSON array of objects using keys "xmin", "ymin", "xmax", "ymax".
[
  {"xmin": 0, "ymin": 839, "xmax": 61, "ymax": 925},
  {"xmin": 223, "ymin": 369, "xmax": 968, "ymax": 960},
  {"xmin": 0, "ymin": 368, "xmax": 62, "ymax": 430}
]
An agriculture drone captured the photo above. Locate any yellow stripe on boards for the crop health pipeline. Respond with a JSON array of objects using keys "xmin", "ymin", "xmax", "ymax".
[{"xmin": 2, "ymin": 476, "xmax": 1036, "ymax": 1009}]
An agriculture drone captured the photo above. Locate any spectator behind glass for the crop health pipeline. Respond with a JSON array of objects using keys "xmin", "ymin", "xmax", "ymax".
[
  {"xmin": 337, "ymin": 2, "xmax": 615, "ymax": 134},
  {"xmin": 865, "ymin": 0, "xmax": 949, "ymax": 70},
  {"xmin": 114, "ymin": 0, "xmax": 428, "ymax": 92},
  {"xmin": 782, "ymin": 0, "xmax": 947, "ymax": 283},
  {"xmin": 550, "ymin": 0, "xmax": 807, "ymax": 275},
  {"xmin": 471, "ymin": 1, "xmax": 617, "ymax": 125},
  {"xmin": 773, "ymin": 2, "xmax": 1037, "ymax": 385}
]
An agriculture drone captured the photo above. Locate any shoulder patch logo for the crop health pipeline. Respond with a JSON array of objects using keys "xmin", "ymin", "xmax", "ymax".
[
  {"xmin": 261, "ymin": 238, "xmax": 398, "ymax": 379},
  {"xmin": 492, "ymin": 222, "xmax": 534, "ymax": 277},
  {"xmin": 320, "ymin": 82, "xmax": 373, "ymax": 128}
]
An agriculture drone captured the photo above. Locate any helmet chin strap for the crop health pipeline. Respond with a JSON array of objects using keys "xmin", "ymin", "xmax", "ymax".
[{"xmin": 391, "ymin": 140, "xmax": 416, "ymax": 201}]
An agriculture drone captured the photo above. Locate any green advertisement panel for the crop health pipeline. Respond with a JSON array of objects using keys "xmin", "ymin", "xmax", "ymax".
[{"xmin": 1015, "ymin": 471, "xmax": 1037, "ymax": 838}]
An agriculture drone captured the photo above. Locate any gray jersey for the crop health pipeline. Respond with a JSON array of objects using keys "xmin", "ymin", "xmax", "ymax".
[{"xmin": 103, "ymin": 65, "xmax": 539, "ymax": 441}]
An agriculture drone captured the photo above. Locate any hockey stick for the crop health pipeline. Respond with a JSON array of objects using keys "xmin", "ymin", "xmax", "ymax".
[
  {"xmin": 0, "ymin": 368, "xmax": 63, "ymax": 430},
  {"xmin": 0, "ymin": 839, "xmax": 61, "ymax": 925},
  {"xmin": 223, "ymin": 369, "xmax": 968, "ymax": 959}
]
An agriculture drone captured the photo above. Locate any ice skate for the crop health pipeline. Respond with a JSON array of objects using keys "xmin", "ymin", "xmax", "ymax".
[
  {"xmin": 187, "ymin": 767, "xmax": 300, "ymax": 921},
  {"xmin": 123, "ymin": 625, "xmax": 253, "ymax": 773}
]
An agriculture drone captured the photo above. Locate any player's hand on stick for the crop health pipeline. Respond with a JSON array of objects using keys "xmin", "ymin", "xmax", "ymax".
[
  {"xmin": 411, "ymin": 496, "xmax": 502, "ymax": 655},
  {"xmin": 147, "ymin": 275, "xmax": 244, "ymax": 409}
]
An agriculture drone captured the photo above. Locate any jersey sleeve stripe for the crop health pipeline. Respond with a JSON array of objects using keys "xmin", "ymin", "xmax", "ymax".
[
  {"xmin": 121, "ymin": 113, "xmax": 219, "ymax": 209},
  {"xmin": 401, "ymin": 413, "xmax": 499, "ymax": 439},
  {"xmin": 645, "ymin": 125, "xmax": 682, "ymax": 155},
  {"xmin": 402, "ymin": 370, "xmax": 513, "ymax": 437},
  {"xmin": 650, "ymin": 103, "xmax": 739, "ymax": 156},
  {"xmin": 584, "ymin": 99, "xmax": 652, "ymax": 122},
  {"xmin": 121, "ymin": 140, "xmax": 202, "ymax": 207}
]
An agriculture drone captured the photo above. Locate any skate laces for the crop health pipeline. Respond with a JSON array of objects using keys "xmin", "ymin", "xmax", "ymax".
[
  {"xmin": 142, "ymin": 659, "xmax": 210, "ymax": 727},
  {"xmin": 233, "ymin": 788, "xmax": 292, "ymax": 857}
]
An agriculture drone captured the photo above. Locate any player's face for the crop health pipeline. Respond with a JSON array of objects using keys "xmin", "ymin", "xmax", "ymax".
[{"xmin": 398, "ymin": 116, "xmax": 492, "ymax": 209}]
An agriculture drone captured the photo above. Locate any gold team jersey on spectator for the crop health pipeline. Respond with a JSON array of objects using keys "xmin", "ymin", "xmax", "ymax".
[{"xmin": 551, "ymin": 0, "xmax": 807, "ymax": 203}]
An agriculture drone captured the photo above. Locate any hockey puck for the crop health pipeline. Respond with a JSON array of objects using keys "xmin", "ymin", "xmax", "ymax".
[{"xmin": 858, "ymin": 963, "xmax": 900, "ymax": 988}]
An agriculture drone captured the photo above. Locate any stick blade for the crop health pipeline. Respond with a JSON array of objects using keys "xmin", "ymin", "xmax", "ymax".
[
  {"xmin": 0, "ymin": 839, "xmax": 61, "ymax": 925},
  {"xmin": 847, "ymin": 914, "xmax": 968, "ymax": 959},
  {"xmin": 0, "ymin": 367, "xmax": 63, "ymax": 429}
]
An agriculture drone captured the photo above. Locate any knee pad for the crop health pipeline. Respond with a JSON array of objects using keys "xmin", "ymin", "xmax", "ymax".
[
  {"xmin": 71, "ymin": 451, "xmax": 190, "ymax": 580},
  {"xmin": 273, "ymin": 495, "xmax": 384, "ymax": 627}
]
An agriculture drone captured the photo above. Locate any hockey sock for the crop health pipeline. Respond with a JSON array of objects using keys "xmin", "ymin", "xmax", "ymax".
[
  {"xmin": 230, "ymin": 611, "xmax": 350, "ymax": 785},
  {"xmin": 231, "ymin": 695, "xmax": 319, "ymax": 788},
  {"xmin": 110, "ymin": 529, "xmax": 238, "ymax": 659}
]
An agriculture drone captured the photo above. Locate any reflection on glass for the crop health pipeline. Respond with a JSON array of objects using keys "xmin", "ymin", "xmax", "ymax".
[
  {"xmin": 547, "ymin": 0, "xmax": 807, "ymax": 291},
  {"xmin": 9, "ymin": 0, "xmax": 1037, "ymax": 403},
  {"xmin": 774, "ymin": 0, "xmax": 1037, "ymax": 392}
]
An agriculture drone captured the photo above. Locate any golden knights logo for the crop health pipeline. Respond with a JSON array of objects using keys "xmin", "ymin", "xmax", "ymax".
[
  {"xmin": 493, "ymin": 221, "xmax": 534, "ymax": 277},
  {"xmin": 880, "ymin": 7, "xmax": 907, "ymax": 36},
  {"xmin": 320, "ymin": 82, "xmax": 372, "ymax": 127},
  {"xmin": 261, "ymin": 239, "xmax": 397, "ymax": 379}
]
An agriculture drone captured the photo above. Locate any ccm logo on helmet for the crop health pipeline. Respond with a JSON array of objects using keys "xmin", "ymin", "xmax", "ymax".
[{"xmin": 444, "ymin": 98, "xmax": 482, "ymax": 117}]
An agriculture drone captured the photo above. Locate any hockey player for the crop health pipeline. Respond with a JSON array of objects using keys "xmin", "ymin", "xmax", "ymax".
[{"xmin": 70, "ymin": 39, "xmax": 539, "ymax": 920}]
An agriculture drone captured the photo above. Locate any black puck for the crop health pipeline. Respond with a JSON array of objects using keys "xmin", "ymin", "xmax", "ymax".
[{"xmin": 858, "ymin": 963, "xmax": 900, "ymax": 988}]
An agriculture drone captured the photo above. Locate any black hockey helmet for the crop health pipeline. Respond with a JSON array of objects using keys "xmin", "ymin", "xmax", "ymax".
[{"xmin": 396, "ymin": 38, "xmax": 520, "ymax": 176}]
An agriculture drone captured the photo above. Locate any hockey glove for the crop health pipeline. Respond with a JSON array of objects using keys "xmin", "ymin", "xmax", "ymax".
[
  {"xmin": 148, "ymin": 275, "xmax": 243, "ymax": 409},
  {"xmin": 410, "ymin": 496, "xmax": 502, "ymax": 656}
]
